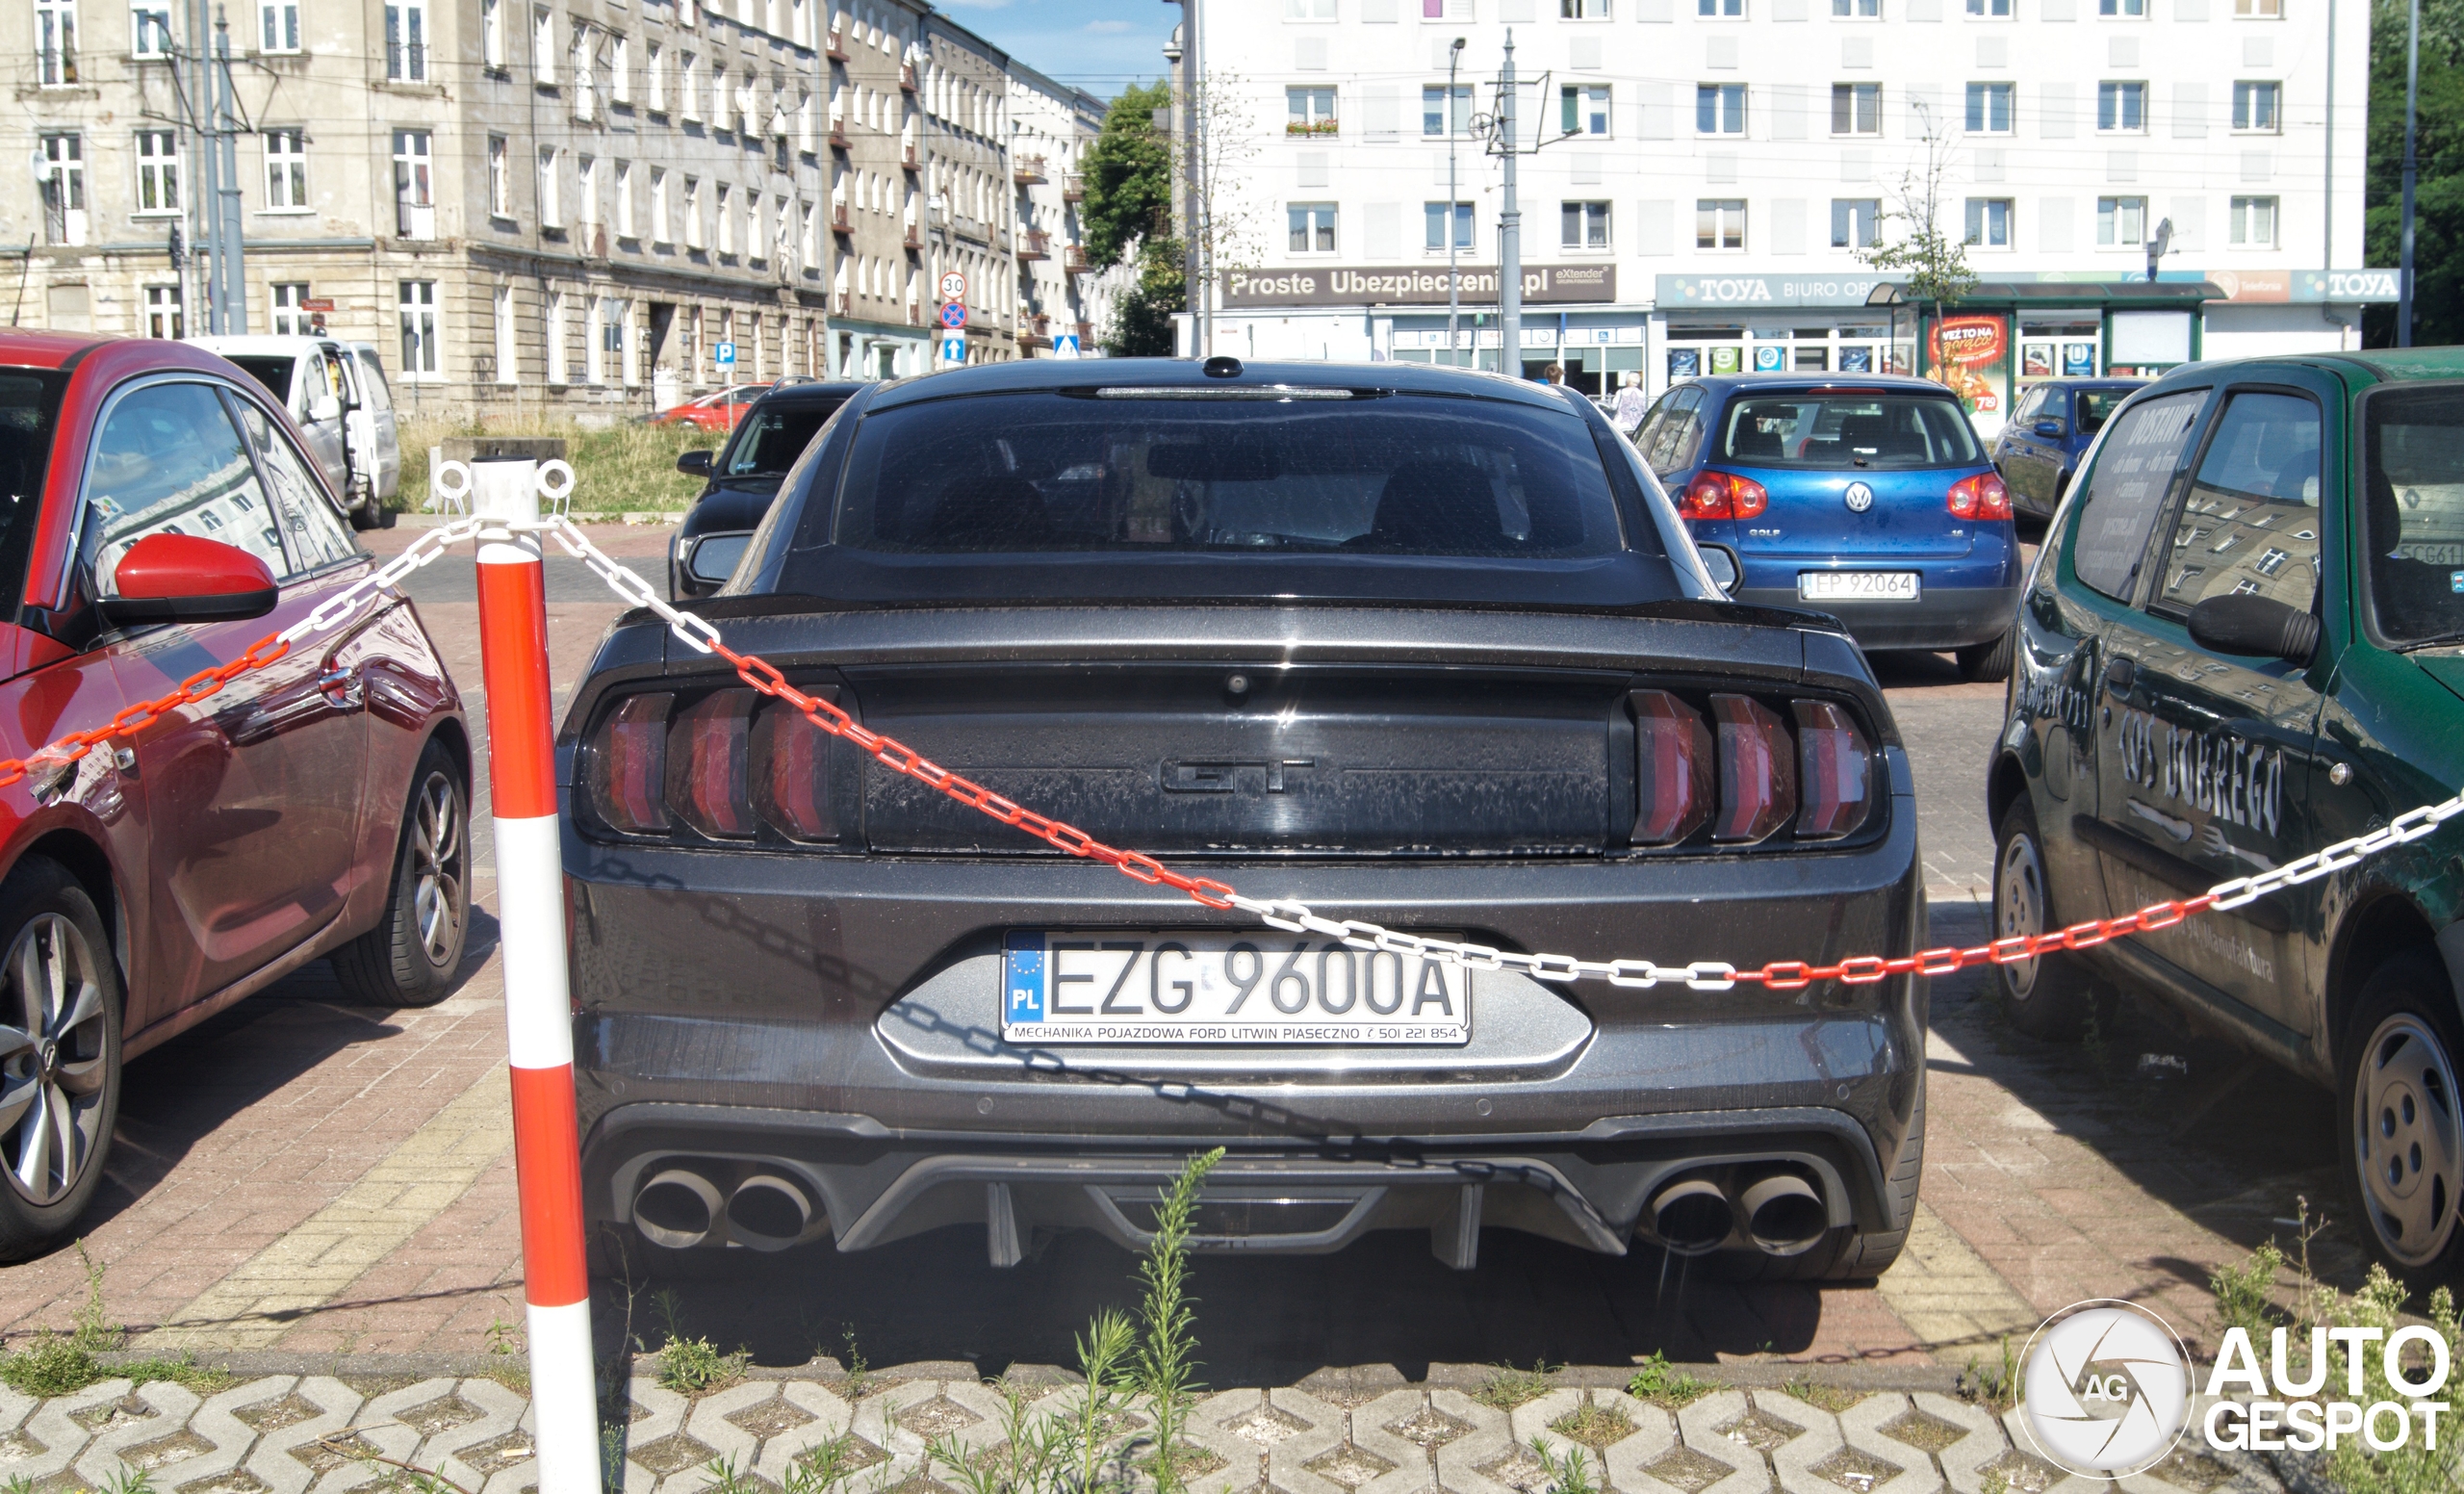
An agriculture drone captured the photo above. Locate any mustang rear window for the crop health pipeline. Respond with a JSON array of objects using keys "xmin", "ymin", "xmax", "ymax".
[
  {"xmin": 831, "ymin": 391, "xmax": 1625, "ymax": 557},
  {"xmin": 2366, "ymin": 385, "xmax": 2464, "ymax": 645},
  {"xmin": 1717, "ymin": 395, "xmax": 1982, "ymax": 469}
]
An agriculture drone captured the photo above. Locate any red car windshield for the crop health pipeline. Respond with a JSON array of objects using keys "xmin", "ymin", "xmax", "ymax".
[{"xmin": 0, "ymin": 370, "xmax": 68, "ymax": 614}]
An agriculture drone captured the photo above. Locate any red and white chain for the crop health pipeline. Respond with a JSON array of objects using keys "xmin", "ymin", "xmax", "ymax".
[{"xmin": 534, "ymin": 518, "xmax": 2464, "ymax": 992}]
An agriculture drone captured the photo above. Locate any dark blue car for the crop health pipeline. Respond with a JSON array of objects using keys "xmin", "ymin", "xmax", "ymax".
[
  {"xmin": 1630, "ymin": 374, "xmax": 2022, "ymax": 680},
  {"xmin": 1988, "ymin": 377, "xmax": 2144, "ymax": 518}
]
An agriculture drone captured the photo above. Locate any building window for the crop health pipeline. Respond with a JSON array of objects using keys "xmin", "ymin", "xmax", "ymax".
[
  {"xmin": 611, "ymin": 35, "xmax": 629, "ymax": 103},
  {"xmin": 1835, "ymin": 0, "xmax": 1879, "ymax": 13},
  {"xmin": 1697, "ymin": 197, "xmax": 1747, "ymax": 249},
  {"xmin": 1560, "ymin": 84, "xmax": 1610, "ymax": 137},
  {"xmin": 1560, "ymin": 0, "xmax": 1608, "ymax": 14},
  {"xmin": 1832, "ymin": 83, "xmax": 1881, "ymax": 135},
  {"xmin": 398, "ymin": 280, "xmax": 438, "ymax": 376},
  {"xmin": 647, "ymin": 41, "xmax": 664, "ymax": 110},
  {"xmin": 2097, "ymin": 81, "xmax": 2145, "ymax": 130},
  {"xmin": 2099, "ymin": 0, "xmax": 2145, "ymax": 13},
  {"xmin": 652, "ymin": 167, "xmax": 672, "ymax": 244},
  {"xmin": 2236, "ymin": 0, "xmax": 2280, "ymax": 13},
  {"xmin": 38, "ymin": 0, "xmax": 77, "ymax": 84},
  {"xmin": 1286, "ymin": 0, "xmax": 1335, "ymax": 16},
  {"xmin": 1966, "ymin": 0, "xmax": 2010, "ymax": 13},
  {"xmin": 1288, "ymin": 201, "xmax": 1336, "ymax": 253},
  {"xmin": 38, "ymin": 135, "xmax": 85, "ymax": 246},
  {"xmin": 547, "ymin": 293, "xmax": 569, "ymax": 383},
  {"xmin": 1965, "ymin": 82, "xmax": 2013, "ymax": 132},
  {"xmin": 263, "ymin": 128, "xmax": 306, "ymax": 209},
  {"xmin": 716, "ymin": 184, "xmax": 733, "ymax": 254},
  {"xmin": 143, "ymin": 284, "xmax": 182, "ymax": 338},
  {"xmin": 393, "ymin": 129, "xmax": 432, "ymax": 238},
  {"xmin": 494, "ymin": 285, "xmax": 517, "ymax": 385},
  {"xmin": 1699, "ymin": 0, "xmax": 1743, "ymax": 15},
  {"xmin": 479, "ymin": 0, "xmax": 502, "ymax": 65},
  {"xmin": 616, "ymin": 160, "xmax": 636, "ymax": 237},
  {"xmin": 487, "ymin": 135, "xmax": 510, "ymax": 216},
  {"xmin": 532, "ymin": 4, "xmax": 552, "ymax": 78},
  {"xmin": 680, "ymin": 51, "xmax": 701, "ymax": 119},
  {"xmin": 683, "ymin": 176, "xmax": 704, "ymax": 248},
  {"xmin": 130, "ymin": 4, "xmax": 169, "ymax": 57},
  {"xmin": 800, "ymin": 199, "xmax": 818, "ymax": 269},
  {"xmin": 385, "ymin": 0, "xmax": 424, "ymax": 80},
  {"xmin": 259, "ymin": 0, "xmax": 296, "ymax": 50},
  {"xmin": 2233, "ymin": 80, "xmax": 2281, "ymax": 131},
  {"xmin": 539, "ymin": 147, "xmax": 562, "ymax": 227},
  {"xmin": 1831, "ymin": 196, "xmax": 1879, "ymax": 247},
  {"xmin": 269, "ymin": 282, "xmax": 310, "ymax": 334},
  {"xmin": 2097, "ymin": 193, "xmax": 2147, "ymax": 245},
  {"xmin": 1424, "ymin": 199, "xmax": 1472, "ymax": 249},
  {"xmin": 1423, "ymin": 83, "xmax": 1471, "ymax": 136},
  {"xmin": 1561, "ymin": 199, "xmax": 1610, "ymax": 249},
  {"xmin": 2230, "ymin": 193, "xmax": 2278, "ymax": 245},
  {"xmin": 578, "ymin": 155, "xmax": 601, "ymax": 237},
  {"xmin": 1697, "ymin": 83, "xmax": 1746, "ymax": 134},
  {"xmin": 1288, "ymin": 85, "xmax": 1337, "ymax": 136},
  {"xmin": 1964, "ymin": 197, "xmax": 2012, "ymax": 245},
  {"xmin": 135, "ymin": 130, "xmax": 179, "ymax": 215}
]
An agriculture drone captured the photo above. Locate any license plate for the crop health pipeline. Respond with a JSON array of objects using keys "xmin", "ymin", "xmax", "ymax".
[
  {"xmin": 1001, "ymin": 932, "xmax": 1473, "ymax": 1045},
  {"xmin": 1799, "ymin": 571, "xmax": 1922, "ymax": 603}
]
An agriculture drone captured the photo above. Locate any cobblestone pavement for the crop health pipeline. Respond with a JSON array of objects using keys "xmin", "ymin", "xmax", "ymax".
[
  {"xmin": 0, "ymin": 1371, "xmax": 2294, "ymax": 1494},
  {"xmin": 0, "ymin": 528, "xmax": 2373, "ymax": 1492}
]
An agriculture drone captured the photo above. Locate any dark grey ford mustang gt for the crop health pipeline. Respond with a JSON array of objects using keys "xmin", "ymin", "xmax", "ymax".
[{"xmin": 559, "ymin": 357, "xmax": 1928, "ymax": 1280}]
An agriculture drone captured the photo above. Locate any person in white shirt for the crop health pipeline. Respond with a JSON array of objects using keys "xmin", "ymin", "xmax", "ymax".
[{"xmin": 1611, "ymin": 370, "xmax": 1649, "ymax": 438}]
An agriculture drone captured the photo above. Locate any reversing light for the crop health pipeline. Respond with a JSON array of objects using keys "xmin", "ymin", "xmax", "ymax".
[
  {"xmin": 1709, "ymin": 694, "xmax": 1797, "ymax": 842},
  {"xmin": 752, "ymin": 699, "xmax": 842, "ymax": 842},
  {"xmin": 1630, "ymin": 690, "xmax": 1714, "ymax": 844},
  {"xmin": 1791, "ymin": 701, "xmax": 1873, "ymax": 838},
  {"xmin": 1681, "ymin": 471, "xmax": 1769, "ymax": 521},
  {"xmin": 1947, "ymin": 472, "xmax": 2012, "ymax": 521},
  {"xmin": 589, "ymin": 693, "xmax": 674, "ymax": 834},
  {"xmin": 667, "ymin": 692, "xmax": 757, "ymax": 838}
]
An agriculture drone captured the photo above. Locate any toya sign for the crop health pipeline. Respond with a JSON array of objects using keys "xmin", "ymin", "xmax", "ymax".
[
  {"xmin": 1223, "ymin": 264, "xmax": 1615, "ymax": 308},
  {"xmin": 1656, "ymin": 273, "xmax": 1897, "ymax": 309}
]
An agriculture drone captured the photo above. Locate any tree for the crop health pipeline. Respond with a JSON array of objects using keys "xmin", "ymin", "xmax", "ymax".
[
  {"xmin": 1081, "ymin": 81, "xmax": 1182, "ymax": 356},
  {"xmin": 1856, "ymin": 109, "xmax": 1977, "ymax": 374},
  {"xmin": 2366, "ymin": 0, "xmax": 2464, "ymax": 346}
]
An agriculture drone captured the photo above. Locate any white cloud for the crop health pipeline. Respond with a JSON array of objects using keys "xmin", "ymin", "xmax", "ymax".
[{"xmin": 1085, "ymin": 17, "xmax": 1131, "ymax": 30}]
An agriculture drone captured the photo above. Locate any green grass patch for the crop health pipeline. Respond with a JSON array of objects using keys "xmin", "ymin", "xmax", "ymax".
[
  {"xmin": 397, "ymin": 416, "xmax": 720, "ymax": 516},
  {"xmin": 1471, "ymin": 1361, "xmax": 1557, "ymax": 1410},
  {"xmin": 1625, "ymin": 1352, "xmax": 1712, "ymax": 1409}
]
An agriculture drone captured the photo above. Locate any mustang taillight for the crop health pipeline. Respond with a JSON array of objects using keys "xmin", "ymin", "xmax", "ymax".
[
  {"xmin": 1947, "ymin": 471, "xmax": 2012, "ymax": 521},
  {"xmin": 1630, "ymin": 690, "xmax": 1715, "ymax": 845},
  {"xmin": 1681, "ymin": 470, "xmax": 1769, "ymax": 520},
  {"xmin": 587, "ymin": 686, "xmax": 847, "ymax": 842},
  {"xmin": 1791, "ymin": 701, "xmax": 1874, "ymax": 839},
  {"xmin": 1709, "ymin": 694, "xmax": 1797, "ymax": 843}
]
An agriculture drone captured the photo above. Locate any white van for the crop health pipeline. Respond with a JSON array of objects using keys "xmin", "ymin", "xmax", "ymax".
[{"xmin": 187, "ymin": 335, "xmax": 400, "ymax": 528}]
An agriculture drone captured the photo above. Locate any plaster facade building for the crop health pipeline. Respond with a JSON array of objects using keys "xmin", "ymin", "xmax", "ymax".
[
  {"xmin": 826, "ymin": 0, "xmax": 931, "ymax": 378},
  {"xmin": 1193, "ymin": 0, "xmax": 2392, "ymax": 433},
  {"xmin": 1008, "ymin": 61, "xmax": 1115, "ymax": 357},
  {"xmin": 920, "ymin": 13, "xmax": 1014, "ymax": 362}
]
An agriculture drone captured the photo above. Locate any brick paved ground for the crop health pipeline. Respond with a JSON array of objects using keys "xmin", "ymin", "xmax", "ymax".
[{"xmin": 0, "ymin": 528, "xmax": 2359, "ymax": 1435}]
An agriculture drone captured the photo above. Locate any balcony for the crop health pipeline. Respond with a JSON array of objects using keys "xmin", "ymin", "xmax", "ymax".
[
  {"xmin": 830, "ymin": 117, "xmax": 850, "ymax": 148},
  {"xmin": 903, "ymin": 221, "xmax": 921, "ymax": 250},
  {"xmin": 1063, "ymin": 174, "xmax": 1085, "ymax": 203},
  {"xmin": 1016, "ymin": 229, "xmax": 1050, "ymax": 262},
  {"xmin": 1018, "ymin": 330, "xmax": 1051, "ymax": 350},
  {"xmin": 1076, "ymin": 320, "xmax": 1094, "ymax": 346},
  {"xmin": 1013, "ymin": 154, "xmax": 1047, "ymax": 186},
  {"xmin": 907, "ymin": 302, "xmax": 923, "ymax": 326},
  {"xmin": 834, "ymin": 291, "xmax": 852, "ymax": 316},
  {"xmin": 831, "ymin": 201, "xmax": 851, "ymax": 234},
  {"xmin": 825, "ymin": 27, "xmax": 847, "ymax": 59},
  {"xmin": 903, "ymin": 142, "xmax": 919, "ymax": 170},
  {"xmin": 1285, "ymin": 118, "xmax": 1339, "ymax": 138},
  {"xmin": 899, "ymin": 63, "xmax": 915, "ymax": 91},
  {"xmin": 1063, "ymin": 245, "xmax": 1090, "ymax": 273}
]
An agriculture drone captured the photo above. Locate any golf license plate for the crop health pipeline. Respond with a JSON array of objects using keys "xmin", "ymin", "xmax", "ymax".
[
  {"xmin": 1001, "ymin": 932, "xmax": 1472, "ymax": 1045},
  {"xmin": 1799, "ymin": 570, "xmax": 1921, "ymax": 603}
]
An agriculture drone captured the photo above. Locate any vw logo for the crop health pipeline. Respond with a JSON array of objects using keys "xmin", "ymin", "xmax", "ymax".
[
  {"xmin": 1843, "ymin": 482, "xmax": 1875, "ymax": 513},
  {"xmin": 2018, "ymin": 1301, "xmax": 2194, "ymax": 1478}
]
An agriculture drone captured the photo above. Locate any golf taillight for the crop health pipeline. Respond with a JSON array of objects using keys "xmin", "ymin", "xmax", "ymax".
[
  {"xmin": 1947, "ymin": 472, "xmax": 2012, "ymax": 521},
  {"xmin": 1710, "ymin": 694, "xmax": 1796, "ymax": 842},
  {"xmin": 1630, "ymin": 690, "xmax": 1715, "ymax": 845},
  {"xmin": 1791, "ymin": 701, "xmax": 1874, "ymax": 839},
  {"xmin": 1681, "ymin": 470, "xmax": 1769, "ymax": 520},
  {"xmin": 587, "ymin": 686, "xmax": 847, "ymax": 842}
]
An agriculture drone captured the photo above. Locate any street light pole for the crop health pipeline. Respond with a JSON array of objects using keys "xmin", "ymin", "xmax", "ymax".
[
  {"xmin": 1447, "ymin": 37, "xmax": 1463, "ymax": 367},
  {"xmin": 2400, "ymin": 0, "xmax": 2421, "ymax": 347},
  {"xmin": 1499, "ymin": 29, "xmax": 1521, "ymax": 376},
  {"xmin": 213, "ymin": 5, "xmax": 246, "ymax": 332}
]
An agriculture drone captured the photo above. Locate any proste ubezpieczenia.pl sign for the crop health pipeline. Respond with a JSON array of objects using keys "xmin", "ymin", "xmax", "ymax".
[{"xmin": 1223, "ymin": 265, "xmax": 1616, "ymax": 308}]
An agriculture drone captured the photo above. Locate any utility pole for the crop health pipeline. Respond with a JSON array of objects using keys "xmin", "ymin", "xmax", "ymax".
[
  {"xmin": 186, "ymin": 0, "xmax": 214, "ymax": 332},
  {"xmin": 2400, "ymin": 0, "xmax": 2421, "ymax": 347},
  {"xmin": 1178, "ymin": 0, "xmax": 1200, "ymax": 353},
  {"xmin": 214, "ymin": 5, "xmax": 246, "ymax": 332},
  {"xmin": 1498, "ymin": 30, "xmax": 1521, "ymax": 375},
  {"xmin": 1447, "ymin": 37, "xmax": 1463, "ymax": 366}
]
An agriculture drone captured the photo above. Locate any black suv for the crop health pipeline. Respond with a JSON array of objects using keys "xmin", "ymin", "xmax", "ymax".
[{"xmin": 670, "ymin": 379, "xmax": 866, "ymax": 599}]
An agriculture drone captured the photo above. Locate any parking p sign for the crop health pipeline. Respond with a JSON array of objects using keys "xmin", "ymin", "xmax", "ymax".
[{"xmin": 715, "ymin": 341, "xmax": 737, "ymax": 368}]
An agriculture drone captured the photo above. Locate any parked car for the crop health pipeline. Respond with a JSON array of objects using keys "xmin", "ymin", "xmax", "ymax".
[
  {"xmin": 1989, "ymin": 378, "xmax": 2144, "ymax": 518},
  {"xmin": 669, "ymin": 380, "xmax": 865, "ymax": 599},
  {"xmin": 565, "ymin": 357, "xmax": 1927, "ymax": 1281},
  {"xmin": 1630, "ymin": 374, "xmax": 2023, "ymax": 681},
  {"xmin": 189, "ymin": 335, "xmax": 398, "ymax": 529},
  {"xmin": 649, "ymin": 385, "xmax": 770, "ymax": 431},
  {"xmin": 1990, "ymin": 348, "xmax": 2464, "ymax": 1284},
  {"xmin": 0, "ymin": 333, "xmax": 470, "ymax": 1260},
  {"xmin": 346, "ymin": 343, "xmax": 402, "ymax": 510}
]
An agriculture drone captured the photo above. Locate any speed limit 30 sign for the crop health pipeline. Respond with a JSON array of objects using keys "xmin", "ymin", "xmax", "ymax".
[{"xmin": 938, "ymin": 270, "xmax": 967, "ymax": 301}]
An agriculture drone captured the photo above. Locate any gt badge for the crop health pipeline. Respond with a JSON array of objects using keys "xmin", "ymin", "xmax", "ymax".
[{"xmin": 1844, "ymin": 482, "xmax": 1875, "ymax": 513}]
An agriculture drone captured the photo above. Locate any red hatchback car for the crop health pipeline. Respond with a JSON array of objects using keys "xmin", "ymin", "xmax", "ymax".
[
  {"xmin": 648, "ymin": 385, "xmax": 768, "ymax": 431},
  {"xmin": 0, "ymin": 333, "xmax": 470, "ymax": 1262}
]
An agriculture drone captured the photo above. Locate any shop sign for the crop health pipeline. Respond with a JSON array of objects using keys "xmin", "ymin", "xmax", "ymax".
[
  {"xmin": 2209, "ymin": 269, "xmax": 2401, "ymax": 303},
  {"xmin": 1656, "ymin": 273, "xmax": 1897, "ymax": 309},
  {"xmin": 1223, "ymin": 264, "xmax": 1616, "ymax": 308}
]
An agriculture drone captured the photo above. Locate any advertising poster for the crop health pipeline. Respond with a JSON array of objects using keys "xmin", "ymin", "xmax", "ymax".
[
  {"xmin": 2064, "ymin": 342, "xmax": 2098, "ymax": 375},
  {"xmin": 2022, "ymin": 344, "xmax": 2053, "ymax": 377},
  {"xmin": 1839, "ymin": 347, "xmax": 1873, "ymax": 373},
  {"xmin": 1929, "ymin": 313, "xmax": 2011, "ymax": 418},
  {"xmin": 1709, "ymin": 345, "xmax": 1742, "ymax": 374},
  {"xmin": 1668, "ymin": 348, "xmax": 1702, "ymax": 379},
  {"xmin": 1753, "ymin": 344, "xmax": 1786, "ymax": 372}
]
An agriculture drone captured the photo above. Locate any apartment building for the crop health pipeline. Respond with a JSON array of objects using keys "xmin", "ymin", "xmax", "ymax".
[
  {"xmin": 1009, "ymin": 61, "xmax": 1117, "ymax": 357},
  {"xmin": 1197, "ymin": 0, "xmax": 2390, "ymax": 429},
  {"xmin": 0, "ymin": 0, "xmax": 1106, "ymax": 416}
]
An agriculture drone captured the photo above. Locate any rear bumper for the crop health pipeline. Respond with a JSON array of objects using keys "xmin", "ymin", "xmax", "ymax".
[{"xmin": 1733, "ymin": 582, "xmax": 2019, "ymax": 651}]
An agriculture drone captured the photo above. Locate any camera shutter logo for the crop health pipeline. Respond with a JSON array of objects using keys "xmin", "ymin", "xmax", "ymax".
[
  {"xmin": 2019, "ymin": 1301, "xmax": 2194, "ymax": 1478},
  {"xmin": 1844, "ymin": 482, "xmax": 1874, "ymax": 513}
]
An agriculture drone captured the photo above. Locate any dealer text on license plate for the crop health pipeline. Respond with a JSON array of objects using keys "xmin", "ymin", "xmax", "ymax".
[
  {"xmin": 1002, "ymin": 932, "xmax": 1472, "ymax": 1045},
  {"xmin": 1799, "ymin": 571, "xmax": 1921, "ymax": 603}
]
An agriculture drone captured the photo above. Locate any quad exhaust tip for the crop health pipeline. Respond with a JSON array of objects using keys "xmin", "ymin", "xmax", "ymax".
[
  {"xmin": 726, "ymin": 1173, "xmax": 816, "ymax": 1252},
  {"xmin": 633, "ymin": 1168, "xmax": 724, "ymax": 1249},
  {"xmin": 1739, "ymin": 1171, "xmax": 1829, "ymax": 1257},
  {"xmin": 1649, "ymin": 1177, "xmax": 1735, "ymax": 1256}
]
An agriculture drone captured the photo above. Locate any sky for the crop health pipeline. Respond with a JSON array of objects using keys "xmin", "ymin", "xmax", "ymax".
[{"xmin": 936, "ymin": 0, "xmax": 1181, "ymax": 96}]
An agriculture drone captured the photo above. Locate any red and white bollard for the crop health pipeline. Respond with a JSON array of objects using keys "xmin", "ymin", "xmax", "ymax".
[{"xmin": 457, "ymin": 455, "xmax": 599, "ymax": 1494}]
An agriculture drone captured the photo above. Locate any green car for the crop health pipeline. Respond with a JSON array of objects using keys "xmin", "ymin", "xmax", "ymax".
[{"xmin": 1991, "ymin": 348, "xmax": 2464, "ymax": 1284}]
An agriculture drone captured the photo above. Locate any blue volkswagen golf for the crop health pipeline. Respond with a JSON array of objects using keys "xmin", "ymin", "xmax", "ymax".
[{"xmin": 1630, "ymin": 374, "xmax": 2023, "ymax": 680}]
